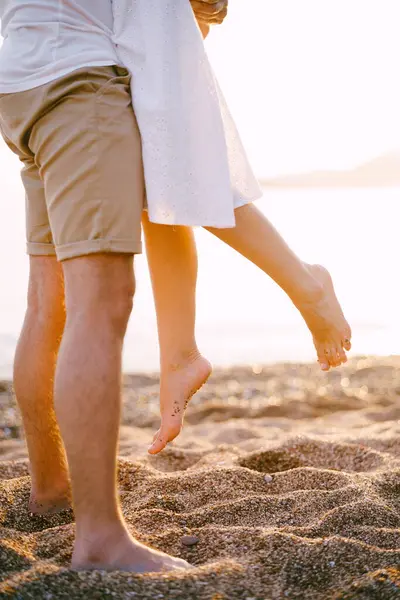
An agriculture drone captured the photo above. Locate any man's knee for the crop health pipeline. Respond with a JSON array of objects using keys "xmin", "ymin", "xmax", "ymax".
[
  {"xmin": 27, "ymin": 257, "xmax": 66, "ymax": 329},
  {"xmin": 62, "ymin": 254, "xmax": 135, "ymax": 334},
  {"xmin": 105, "ymin": 276, "xmax": 135, "ymax": 333}
]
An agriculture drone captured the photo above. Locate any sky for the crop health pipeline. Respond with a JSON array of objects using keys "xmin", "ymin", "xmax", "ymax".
[
  {"xmin": 206, "ymin": 0, "xmax": 400, "ymax": 175},
  {"xmin": 0, "ymin": 0, "xmax": 399, "ymax": 373}
]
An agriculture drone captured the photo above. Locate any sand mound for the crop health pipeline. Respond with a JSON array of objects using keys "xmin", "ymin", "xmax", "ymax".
[{"xmin": 1, "ymin": 356, "xmax": 400, "ymax": 598}]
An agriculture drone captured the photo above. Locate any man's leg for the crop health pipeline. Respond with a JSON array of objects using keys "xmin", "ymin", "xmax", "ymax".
[
  {"xmin": 142, "ymin": 214, "xmax": 211, "ymax": 455},
  {"xmin": 56, "ymin": 253, "xmax": 188, "ymax": 572},
  {"xmin": 13, "ymin": 256, "xmax": 70, "ymax": 514}
]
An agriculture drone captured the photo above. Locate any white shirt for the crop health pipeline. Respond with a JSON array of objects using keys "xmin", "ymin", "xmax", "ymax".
[{"xmin": 0, "ymin": 0, "xmax": 119, "ymax": 93}]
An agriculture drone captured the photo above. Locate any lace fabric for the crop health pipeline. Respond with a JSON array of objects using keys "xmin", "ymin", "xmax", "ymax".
[{"xmin": 112, "ymin": 0, "xmax": 262, "ymax": 227}]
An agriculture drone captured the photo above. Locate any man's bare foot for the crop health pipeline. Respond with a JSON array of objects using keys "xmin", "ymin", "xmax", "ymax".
[
  {"xmin": 29, "ymin": 483, "xmax": 71, "ymax": 515},
  {"xmin": 29, "ymin": 494, "xmax": 71, "ymax": 515},
  {"xmin": 72, "ymin": 528, "xmax": 190, "ymax": 573},
  {"xmin": 148, "ymin": 351, "xmax": 212, "ymax": 455},
  {"xmin": 295, "ymin": 264, "xmax": 352, "ymax": 371}
]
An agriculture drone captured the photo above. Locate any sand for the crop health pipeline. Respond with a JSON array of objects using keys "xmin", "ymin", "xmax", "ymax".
[{"xmin": 1, "ymin": 356, "xmax": 400, "ymax": 599}]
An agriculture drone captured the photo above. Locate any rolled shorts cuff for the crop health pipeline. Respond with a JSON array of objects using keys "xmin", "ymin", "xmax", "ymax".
[
  {"xmin": 27, "ymin": 239, "xmax": 142, "ymax": 261},
  {"xmin": 26, "ymin": 242, "xmax": 57, "ymax": 256}
]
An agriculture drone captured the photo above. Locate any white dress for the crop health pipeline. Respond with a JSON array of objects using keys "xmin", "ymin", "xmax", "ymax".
[{"xmin": 112, "ymin": 0, "xmax": 262, "ymax": 228}]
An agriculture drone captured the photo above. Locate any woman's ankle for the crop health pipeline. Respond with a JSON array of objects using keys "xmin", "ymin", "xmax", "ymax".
[
  {"xmin": 286, "ymin": 262, "xmax": 324, "ymax": 305},
  {"xmin": 160, "ymin": 346, "xmax": 202, "ymax": 373}
]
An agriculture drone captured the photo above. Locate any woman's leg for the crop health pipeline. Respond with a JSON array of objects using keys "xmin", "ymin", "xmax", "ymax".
[
  {"xmin": 144, "ymin": 204, "xmax": 351, "ymax": 454},
  {"xmin": 142, "ymin": 213, "xmax": 211, "ymax": 455},
  {"xmin": 206, "ymin": 203, "xmax": 352, "ymax": 369}
]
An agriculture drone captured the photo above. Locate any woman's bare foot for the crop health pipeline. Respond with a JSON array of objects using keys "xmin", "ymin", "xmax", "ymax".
[
  {"xmin": 148, "ymin": 351, "xmax": 212, "ymax": 455},
  {"xmin": 294, "ymin": 264, "xmax": 352, "ymax": 371},
  {"xmin": 72, "ymin": 528, "xmax": 190, "ymax": 573}
]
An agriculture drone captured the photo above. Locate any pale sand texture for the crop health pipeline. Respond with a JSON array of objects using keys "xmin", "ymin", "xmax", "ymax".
[{"xmin": 1, "ymin": 356, "xmax": 400, "ymax": 599}]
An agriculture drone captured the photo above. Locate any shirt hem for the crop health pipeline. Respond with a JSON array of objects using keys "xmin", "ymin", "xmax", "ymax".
[{"xmin": 0, "ymin": 61, "xmax": 120, "ymax": 94}]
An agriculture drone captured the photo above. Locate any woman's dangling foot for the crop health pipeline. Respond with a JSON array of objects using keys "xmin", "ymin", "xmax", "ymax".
[
  {"xmin": 294, "ymin": 264, "xmax": 352, "ymax": 371},
  {"xmin": 148, "ymin": 350, "xmax": 212, "ymax": 454}
]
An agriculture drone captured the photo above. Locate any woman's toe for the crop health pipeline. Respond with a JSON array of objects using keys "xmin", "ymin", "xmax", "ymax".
[
  {"xmin": 342, "ymin": 337, "xmax": 352, "ymax": 351},
  {"xmin": 316, "ymin": 344, "xmax": 330, "ymax": 371},
  {"xmin": 336, "ymin": 345, "xmax": 347, "ymax": 365},
  {"xmin": 326, "ymin": 345, "xmax": 340, "ymax": 367},
  {"xmin": 148, "ymin": 429, "xmax": 167, "ymax": 455},
  {"xmin": 342, "ymin": 327, "xmax": 352, "ymax": 351}
]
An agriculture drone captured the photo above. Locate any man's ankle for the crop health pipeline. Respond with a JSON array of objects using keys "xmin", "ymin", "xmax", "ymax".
[
  {"xmin": 75, "ymin": 512, "xmax": 126, "ymax": 541},
  {"xmin": 30, "ymin": 476, "xmax": 70, "ymax": 499}
]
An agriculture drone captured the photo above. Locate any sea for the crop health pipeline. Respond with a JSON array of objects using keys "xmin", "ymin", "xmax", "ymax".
[{"xmin": 0, "ymin": 187, "xmax": 399, "ymax": 377}]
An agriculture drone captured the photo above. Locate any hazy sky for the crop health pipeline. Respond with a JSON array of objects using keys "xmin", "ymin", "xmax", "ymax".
[{"xmin": 207, "ymin": 0, "xmax": 400, "ymax": 175}]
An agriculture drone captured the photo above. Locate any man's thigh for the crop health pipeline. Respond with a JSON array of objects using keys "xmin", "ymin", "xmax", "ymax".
[{"xmin": 0, "ymin": 66, "xmax": 145, "ymax": 262}]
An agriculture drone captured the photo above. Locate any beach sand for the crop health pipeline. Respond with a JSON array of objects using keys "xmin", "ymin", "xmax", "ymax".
[{"xmin": 1, "ymin": 356, "xmax": 400, "ymax": 599}]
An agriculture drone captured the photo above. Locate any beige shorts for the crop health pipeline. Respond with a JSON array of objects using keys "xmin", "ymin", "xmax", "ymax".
[{"xmin": 0, "ymin": 65, "xmax": 144, "ymax": 261}]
